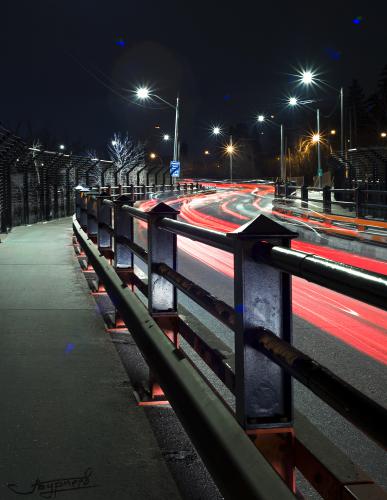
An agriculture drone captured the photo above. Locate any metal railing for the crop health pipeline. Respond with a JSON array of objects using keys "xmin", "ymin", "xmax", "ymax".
[
  {"xmin": 274, "ymin": 181, "xmax": 387, "ymax": 221},
  {"xmin": 73, "ymin": 189, "xmax": 387, "ymax": 500}
]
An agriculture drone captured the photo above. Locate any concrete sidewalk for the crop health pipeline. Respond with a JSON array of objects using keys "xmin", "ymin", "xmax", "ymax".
[{"xmin": 0, "ymin": 218, "xmax": 181, "ymax": 499}]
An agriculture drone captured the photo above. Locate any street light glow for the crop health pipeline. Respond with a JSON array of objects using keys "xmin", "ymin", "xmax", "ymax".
[
  {"xmin": 257, "ymin": 115, "xmax": 265, "ymax": 122},
  {"xmin": 288, "ymin": 97, "xmax": 298, "ymax": 106},
  {"xmin": 163, "ymin": 134, "xmax": 170, "ymax": 141},
  {"xmin": 312, "ymin": 133, "xmax": 320, "ymax": 143},
  {"xmin": 212, "ymin": 126, "xmax": 221, "ymax": 135},
  {"xmin": 59, "ymin": 144, "xmax": 65, "ymax": 150},
  {"xmin": 111, "ymin": 140, "xmax": 117, "ymax": 146},
  {"xmin": 136, "ymin": 87, "xmax": 150, "ymax": 99},
  {"xmin": 330, "ymin": 129, "xmax": 337, "ymax": 135},
  {"xmin": 226, "ymin": 144, "xmax": 234, "ymax": 154},
  {"xmin": 204, "ymin": 150, "xmax": 210, "ymax": 155},
  {"xmin": 381, "ymin": 132, "xmax": 387, "ymax": 138},
  {"xmin": 150, "ymin": 152, "xmax": 157, "ymax": 159},
  {"xmin": 301, "ymin": 70, "xmax": 315, "ymax": 85}
]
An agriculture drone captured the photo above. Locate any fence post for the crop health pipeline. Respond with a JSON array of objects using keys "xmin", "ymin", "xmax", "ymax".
[
  {"xmin": 322, "ymin": 185, "xmax": 331, "ymax": 214},
  {"xmin": 23, "ymin": 168, "xmax": 29, "ymax": 225},
  {"xmin": 97, "ymin": 196, "xmax": 113, "ymax": 257},
  {"xmin": 113, "ymin": 194, "xmax": 134, "ymax": 277},
  {"xmin": 227, "ymin": 214, "xmax": 297, "ymax": 490},
  {"xmin": 86, "ymin": 195, "xmax": 98, "ymax": 243},
  {"xmin": 355, "ymin": 187, "xmax": 364, "ymax": 219},
  {"xmin": 301, "ymin": 184, "xmax": 308, "ymax": 210},
  {"xmin": 147, "ymin": 202, "xmax": 180, "ymax": 401}
]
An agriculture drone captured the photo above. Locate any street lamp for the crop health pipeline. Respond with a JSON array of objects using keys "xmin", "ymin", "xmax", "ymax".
[
  {"xmin": 163, "ymin": 134, "xmax": 170, "ymax": 141},
  {"xmin": 212, "ymin": 126, "xmax": 222, "ymax": 136},
  {"xmin": 381, "ymin": 132, "xmax": 387, "ymax": 138},
  {"xmin": 59, "ymin": 144, "xmax": 65, "ymax": 150},
  {"xmin": 257, "ymin": 115, "xmax": 285, "ymax": 180},
  {"xmin": 135, "ymin": 86, "xmax": 180, "ymax": 163},
  {"xmin": 288, "ymin": 97, "xmax": 299, "ymax": 107},
  {"xmin": 296, "ymin": 68, "xmax": 344, "ymax": 153}
]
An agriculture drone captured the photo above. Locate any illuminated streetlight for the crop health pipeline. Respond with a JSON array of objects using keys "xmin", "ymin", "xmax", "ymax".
[
  {"xmin": 225, "ymin": 137, "xmax": 235, "ymax": 181},
  {"xmin": 163, "ymin": 134, "xmax": 170, "ymax": 141},
  {"xmin": 300, "ymin": 70, "xmax": 315, "ymax": 85},
  {"xmin": 59, "ymin": 144, "xmax": 65, "ymax": 150},
  {"xmin": 150, "ymin": 152, "xmax": 157, "ymax": 159},
  {"xmin": 136, "ymin": 87, "xmax": 150, "ymax": 99},
  {"xmin": 381, "ymin": 132, "xmax": 387, "ymax": 138},
  {"xmin": 204, "ymin": 150, "xmax": 210, "ymax": 155},
  {"xmin": 212, "ymin": 126, "xmax": 221, "ymax": 135},
  {"xmin": 288, "ymin": 97, "xmax": 298, "ymax": 107},
  {"xmin": 330, "ymin": 129, "xmax": 336, "ymax": 135},
  {"xmin": 312, "ymin": 133, "xmax": 320, "ymax": 143},
  {"xmin": 257, "ymin": 115, "xmax": 285, "ymax": 180},
  {"xmin": 135, "ymin": 85, "xmax": 180, "ymax": 166}
]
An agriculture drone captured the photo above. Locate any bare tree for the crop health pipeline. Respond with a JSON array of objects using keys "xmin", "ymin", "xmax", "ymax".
[
  {"xmin": 107, "ymin": 133, "xmax": 146, "ymax": 185},
  {"xmin": 84, "ymin": 148, "xmax": 102, "ymax": 186},
  {"xmin": 31, "ymin": 139, "xmax": 43, "ymax": 185}
]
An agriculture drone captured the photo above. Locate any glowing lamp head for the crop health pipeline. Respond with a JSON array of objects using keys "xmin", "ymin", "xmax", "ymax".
[
  {"xmin": 312, "ymin": 133, "xmax": 320, "ymax": 143},
  {"xmin": 111, "ymin": 140, "xmax": 117, "ymax": 146},
  {"xmin": 381, "ymin": 132, "xmax": 387, "ymax": 138},
  {"xmin": 163, "ymin": 134, "xmax": 170, "ymax": 141},
  {"xmin": 150, "ymin": 152, "xmax": 157, "ymax": 159},
  {"xmin": 59, "ymin": 144, "xmax": 65, "ymax": 150},
  {"xmin": 330, "ymin": 129, "xmax": 336, "ymax": 135},
  {"xmin": 226, "ymin": 144, "xmax": 234, "ymax": 154},
  {"xmin": 257, "ymin": 115, "xmax": 265, "ymax": 122},
  {"xmin": 212, "ymin": 126, "xmax": 221, "ymax": 135},
  {"xmin": 204, "ymin": 150, "xmax": 210, "ymax": 155},
  {"xmin": 301, "ymin": 70, "xmax": 315, "ymax": 85},
  {"xmin": 289, "ymin": 97, "xmax": 298, "ymax": 107},
  {"xmin": 136, "ymin": 87, "xmax": 150, "ymax": 99}
]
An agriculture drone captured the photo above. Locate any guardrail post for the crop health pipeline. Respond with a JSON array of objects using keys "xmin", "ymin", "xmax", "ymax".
[
  {"xmin": 322, "ymin": 185, "xmax": 331, "ymax": 214},
  {"xmin": 228, "ymin": 214, "xmax": 297, "ymax": 490},
  {"xmin": 301, "ymin": 184, "xmax": 308, "ymax": 209},
  {"xmin": 114, "ymin": 194, "xmax": 134, "ymax": 279},
  {"xmin": 355, "ymin": 186, "xmax": 364, "ymax": 218},
  {"xmin": 78, "ymin": 189, "xmax": 89, "ymax": 229},
  {"xmin": 97, "ymin": 197, "xmax": 113, "ymax": 258},
  {"xmin": 86, "ymin": 195, "xmax": 98, "ymax": 243},
  {"xmin": 147, "ymin": 202, "xmax": 180, "ymax": 401}
]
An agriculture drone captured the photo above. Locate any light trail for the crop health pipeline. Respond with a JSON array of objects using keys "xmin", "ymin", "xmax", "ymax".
[{"xmin": 137, "ymin": 184, "xmax": 387, "ymax": 364}]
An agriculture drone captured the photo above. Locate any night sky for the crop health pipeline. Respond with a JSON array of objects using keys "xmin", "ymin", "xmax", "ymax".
[{"xmin": 2, "ymin": 1, "xmax": 387, "ymax": 157}]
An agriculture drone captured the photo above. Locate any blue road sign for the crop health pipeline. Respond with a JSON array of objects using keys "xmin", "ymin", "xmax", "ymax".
[{"xmin": 170, "ymin": 160, "xmax": 180, "ymax": 177}]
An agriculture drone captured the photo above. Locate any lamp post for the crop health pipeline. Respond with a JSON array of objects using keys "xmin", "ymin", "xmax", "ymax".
[
  {"xmin": 288, "ymin": 96, "xmax": 323, "ymax": 187},
  {"xmin": 135, "ymin": 87, "xmax": 180, "ymax": 163},
  {"xmin": 298, "ymin": 69, "xmax": 344, "ymax": 153},
  {"xmin": 226, "ymin": 136, "xmax": 234, "ymax": 181},
  {"xmin": 258, "ymin": 115, "xmax": 285, "ymax": 180}
]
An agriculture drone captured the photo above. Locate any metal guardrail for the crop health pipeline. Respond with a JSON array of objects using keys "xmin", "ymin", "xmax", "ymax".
[
  {"xmin": 274, "ymin": 181, "xmax": 387, "ymax": 221},
  {"xmin": 73, "ymin": 189, "xmax": 387, "ymax": 499}
]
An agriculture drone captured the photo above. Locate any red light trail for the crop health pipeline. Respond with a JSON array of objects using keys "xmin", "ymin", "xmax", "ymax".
[{"xmin": 138, "ymin": 184, "xmax": 387, "ymax": 364}]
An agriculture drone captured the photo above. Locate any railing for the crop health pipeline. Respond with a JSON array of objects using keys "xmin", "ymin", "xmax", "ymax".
[
  {"xmin": 72, "ymin": 189, "xmax": 387, "ymax": 500},
  {"xmin": 274, "ymin": 181, "xmax": 387, "ymax": 221}
]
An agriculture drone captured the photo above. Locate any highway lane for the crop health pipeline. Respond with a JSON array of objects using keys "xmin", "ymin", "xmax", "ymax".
[{"xmin": 135, "ymin": 185, "xmax": 387, "ymax": 489}]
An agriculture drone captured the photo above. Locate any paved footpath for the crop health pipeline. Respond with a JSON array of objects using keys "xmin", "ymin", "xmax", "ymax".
[{"xmin": 0, "ymin": 218, "xmax": 181, "ymax": 500}]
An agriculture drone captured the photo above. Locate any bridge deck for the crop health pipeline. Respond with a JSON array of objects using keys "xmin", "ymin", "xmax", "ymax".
[{"xmin": 0, "ymin": 218, "xmax": 181, "ymax": 499}]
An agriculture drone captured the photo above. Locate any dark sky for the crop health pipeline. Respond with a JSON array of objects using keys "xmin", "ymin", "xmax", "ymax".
[{"xmin": 1, "ymin": 1, "xmax": 387, "ymax": 157}]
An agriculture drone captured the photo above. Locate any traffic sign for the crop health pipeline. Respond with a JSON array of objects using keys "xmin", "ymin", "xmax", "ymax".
[{"xmin": 170, "ymin": 161, "xmax": 180, "ymax": 177}]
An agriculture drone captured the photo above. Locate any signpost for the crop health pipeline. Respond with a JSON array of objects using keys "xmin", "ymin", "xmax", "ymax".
[{"xmin": 170, "ymin": 160, "xmax": 180, "ymax": 178}]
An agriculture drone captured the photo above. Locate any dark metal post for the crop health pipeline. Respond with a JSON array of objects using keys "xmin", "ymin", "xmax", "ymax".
[
  {"xmin": 97, "ymin": 197, "xmax": 113, "ymax": 256},
  {"xmin": 114, "ymin": 195, "xmax": 134, "ymax": 272},
  {"xmin": 227, "ymin": 214, "xmax": 297, "ymax": 489},
  {"xmin": 355, "ymin": 186, "xmax": 364, "ymax": 218},
  {"xmin": 322, "ymin": 185, "xmax": 331, "ymax": 214},
  {"xmin": 23, "ymin": 168, "xmax": 29, "ymax": 225},
  {"xmin": 301, "ymin": 184, "xmax": 308, "ymax": 209},
  {"xmin": 86, "ymin": 195, "xmax": 98, "ymax": 242},
  {"xmin": 79, "ymin": 190, "xmax": 89, "ymax": 229},
  {"xmin": 147, "ymin": 202, "xmax": 180, "ymax": 400}
]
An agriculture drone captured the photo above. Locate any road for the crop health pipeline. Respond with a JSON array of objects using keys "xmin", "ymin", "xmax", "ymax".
[{"xmin": 135, "ymin": 183, "xmax": 387, "ymax": 492}]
